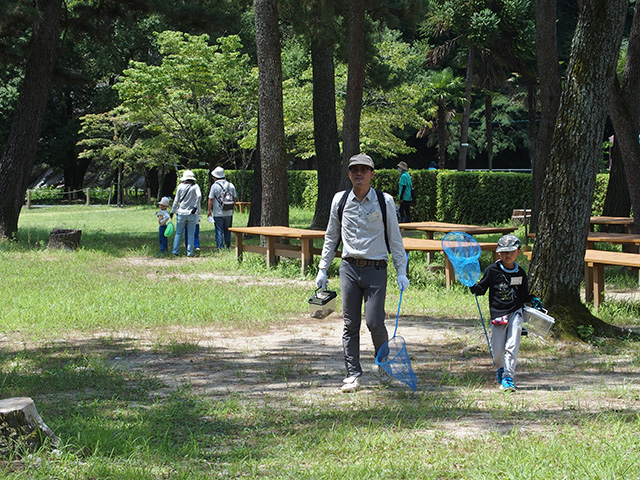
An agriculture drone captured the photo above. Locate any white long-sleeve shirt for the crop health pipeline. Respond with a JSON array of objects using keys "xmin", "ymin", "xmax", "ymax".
[{"xmin": 318, "ymin": 188, "xmax": 407, "ymax": 276}]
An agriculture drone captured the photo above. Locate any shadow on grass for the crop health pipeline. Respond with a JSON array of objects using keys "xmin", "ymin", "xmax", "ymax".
[{"xmin": 2, "ymin": 322, "xmax": 640, "ymax": 469}]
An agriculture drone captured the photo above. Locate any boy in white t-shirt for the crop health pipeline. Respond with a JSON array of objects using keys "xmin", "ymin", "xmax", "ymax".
[{"xmin": 156, "ymin": 197, "xmax": 171, "ymax": 254}]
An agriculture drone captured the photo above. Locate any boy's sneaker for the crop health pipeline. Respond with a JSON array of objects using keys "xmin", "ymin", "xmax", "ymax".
[
  {"xmin": 373, "ymin": 364, "xmax": 392, "ymax": 385},
  {"xmin": 341, "ymin": 375, "xmax": 360, "ymax": 393},
  {"xmin": 500, "ymin": 377, "xmax": 516, "ymax": 392},
  {"xmin": 496, "ymin": 367, "xmax": 504, "ymax": 385}
]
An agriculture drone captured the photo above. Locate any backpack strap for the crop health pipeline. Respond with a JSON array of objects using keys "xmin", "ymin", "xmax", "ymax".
[
  {"xmin": 215, "ymin": 179, "xmax": 227, "ymax": 206},
  {"xmin": 335, "ymin": 188, "xmax": 389, "ymax": 252}
]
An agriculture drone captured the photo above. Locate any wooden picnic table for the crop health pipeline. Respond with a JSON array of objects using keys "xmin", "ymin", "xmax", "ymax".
[
  {"xmin": 586, "ymin": 232, "xmax": 640, "ymax": 251},
  {"xmin": 398, "ymin": 221, "xmax": 516, "ymax": 239},
  {"xmin": 402, "ymin": 237, "xmax": 498, "ymax": 288},
  {"xmin": 584, "ymin": 249, "xmax": 640, "ymax": 308},
  {"xmin": 529, "ymin": 231, "xmax": 640, "ymax": 261},
  {"xmin": 590, "ymin": 216, "xmax": 635, "ymax": 233},
  {"xmin": 399, "ymin": 221, "xmax": 514, "ymax": 263},
  {"xmin": 228, "ymin": 226, "xmax": 326, "ymax": 274},
  {"xmin": 529, "ymin": 231, "xmax": 640, "ymax": 251}
]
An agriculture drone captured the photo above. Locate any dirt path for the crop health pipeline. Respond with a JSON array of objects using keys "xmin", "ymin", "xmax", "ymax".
[{"xmin": 88, "ymin": 311, "xmax": 640, "ymax": 438}]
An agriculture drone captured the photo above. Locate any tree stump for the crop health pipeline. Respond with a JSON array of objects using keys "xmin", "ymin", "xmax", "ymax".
[
  {"xmin": 47, "ymin": 228, "xmax": 82, "ymax": 251},
  {"xmin": 0, "ymin": 397, "xmax": 58, "ymax": 456}
]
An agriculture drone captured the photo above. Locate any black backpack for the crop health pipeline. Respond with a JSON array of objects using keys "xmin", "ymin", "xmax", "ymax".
[{"xmin": 335, "ymin": 188, "xmax": 389, "ymax": 252}]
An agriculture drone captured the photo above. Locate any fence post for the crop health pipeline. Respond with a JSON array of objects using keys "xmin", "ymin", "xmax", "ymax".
[
  {"xmin": 85, "ymin": 188, "xmax": 90, "ymax": 206},
  {"xmin": 26, "ymin": 190, "xmax": 31, "ymax": 209}
]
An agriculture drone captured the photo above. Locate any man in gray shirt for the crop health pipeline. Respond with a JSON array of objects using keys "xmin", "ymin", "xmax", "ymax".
[{"xmin": 316, "ymin": 153, "xmax": 409, "ymax": 392}]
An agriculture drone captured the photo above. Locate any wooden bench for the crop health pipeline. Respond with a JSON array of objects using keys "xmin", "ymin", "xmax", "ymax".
[
  {"xmin": 402, "ymin": 238, "xmax": 498, "ymax": 288},
  {"xmin": 511, "ymin": 209, "xmax": 532, "ymax": 226},
  {"xmin": 229, "ymin": 226, "xmax": 325, "ymax": 275},
  {"xmin": 524, "ymin": 249, "xmax": 640, "ymax": 309},
  {"xmin": 235, "ymin": 202, "xmax": 251, "ymax": 213},
  {"xmin": 584, "ymin": 249, "xmax": 640, "ymax": 308}
]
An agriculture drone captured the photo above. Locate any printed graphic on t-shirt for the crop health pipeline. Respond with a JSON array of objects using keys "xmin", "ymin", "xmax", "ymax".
[{"xmin": 497, "ymin": 279, "xmax": 516, "ymax": 303}]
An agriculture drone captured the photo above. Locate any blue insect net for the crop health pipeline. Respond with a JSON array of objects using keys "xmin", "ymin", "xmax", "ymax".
[
  {"xmin": 441, "ymin": 231, "xmax": 482, "ymax": 287},
  {"xmin": 442, "ymin": 231, "xmax": 494, "ymax": 362},
  {"xmin": 375, "ymin": 289, "xmax": 417, "ymax": 391}
]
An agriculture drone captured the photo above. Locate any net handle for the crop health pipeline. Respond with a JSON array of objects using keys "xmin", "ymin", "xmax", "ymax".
[{"xmin": 392, "ymin": 252, "xmax": 409, "ymax": 338}]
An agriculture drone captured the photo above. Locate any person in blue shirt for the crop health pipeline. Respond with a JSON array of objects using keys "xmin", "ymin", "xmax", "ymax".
[{"xmin": 397, "ymin": 161, "xmax": 413, "ymax": 223}]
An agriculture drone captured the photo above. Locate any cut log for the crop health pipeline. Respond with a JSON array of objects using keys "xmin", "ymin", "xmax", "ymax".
[
  {"xmin": 0, "ymin": 397, "xmax": 58, "ymax": 456},
  {"xmin": 47, "ymin": 228, "xmax": 82, "ymax": 250}
]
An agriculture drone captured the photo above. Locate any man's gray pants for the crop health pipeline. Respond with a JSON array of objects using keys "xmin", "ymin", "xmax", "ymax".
[{"xmin": 340, "ymin": 261, "xmax": 388, "ymax": 378}]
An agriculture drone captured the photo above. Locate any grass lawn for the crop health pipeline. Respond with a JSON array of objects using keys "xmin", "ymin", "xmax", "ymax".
[{"xmin": 1, "ymin": 205, "xmax": 640, "ymax": 479}]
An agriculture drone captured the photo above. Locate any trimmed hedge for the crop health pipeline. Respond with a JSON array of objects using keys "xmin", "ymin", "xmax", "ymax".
[
  {"xmin": 29, "ymin": 169, "xmax": 611, "ymax": 223},
  {"xmin": 189, "ymin": 169, "xmax": 611, "ymax": 223},
  {"xmin": 436, "ymin": 171, "xmax": 532, "ymax": 224}
]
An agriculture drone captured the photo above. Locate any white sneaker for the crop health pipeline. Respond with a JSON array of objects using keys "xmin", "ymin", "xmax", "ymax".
[
  {"xmin": 341, "ymin": 376, "xmax": 360, "ymax": 393},
  {"xmin": 373, "ymin": 364, "xmax": 392, "ymax": 385}
]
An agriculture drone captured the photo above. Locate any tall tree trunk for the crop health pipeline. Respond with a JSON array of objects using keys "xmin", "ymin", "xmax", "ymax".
[
  {"xmin": 532, "ymin": 0, "xmax": 562, "ymax": 232},
  {"xmin": 609, "ymin": 78, "xmax": 640, "ymax": 235},
  {"xmin": 601, "ymin": 140, "xmax": 630, "ymax": 221},
  {"xmin": 310, "ymin": 26, "xmax": 341, "ymax": 230},
  {"xmin": 529, "ymin": 0, "xmax": 627, "ymax": 337},
  {"xmin": 254, "ymin": 0, "xmax": 288, "ymax": 227},
  {"xmin": 457, "ymin": 47, "xmax": 474, "ymax": 171},
  {"xmin": 436, "ymin": 106, "xmax": 447, "ymax": 169},
  {"xmin": 340, "ymin": 0, "xmax": 365, "ymax": 188},
  {"xmin": 485, "ymin": 93, "xmax": 493, "ymax": 170},
  {"xmin": 526, "ymin": 82, "xmax": 537, "ymax": 169},
  {"xmin": 248, "ymin": 143, "xmax": 263, "ymax": 227},
  {"xmin": 607, "ymin": 2, "xmax": 640, "ymax": 235},
  {"xmin": 0, "ymin": 0, "xmax": 63, "ymax": 239}
]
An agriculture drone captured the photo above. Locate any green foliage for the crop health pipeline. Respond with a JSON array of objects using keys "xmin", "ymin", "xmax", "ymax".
[
  {"xmin": 437, "ymin": 171, "xmax": 532, "ymax": 224},
  {"xmin": 412, "ymin": 170, "xmax": 439, "ymax": 221},
  {"xmin": 592, "ymin": 173, "xmax": 609, "ymax": 216},
  {"xmin": 112, "ymin": 31, "xmax": 258, "ymax": 168},
  {"xmin": 281, "ymin": 27, "xmax": 429, "ymax": 161},
  {"xmin": 26, "ymin": 187, "xmax": 148, "ymax": 206},
  {"xmin": 469, "ymin": 90, "xmax": 531, "ymax": 161},
  {"xmin": 301, "ymin": 174, "xmax": 318, "ymax": 210},
  {"xmin": 26, "ymin": 170, "xmax": 610, "ymax": 224},
  {"xmin": 287, "ymin": 171, "xmax": 316, "ymax": 207}
]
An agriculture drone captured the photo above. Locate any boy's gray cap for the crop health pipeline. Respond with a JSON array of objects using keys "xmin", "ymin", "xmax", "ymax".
[
  {"xmin": 348, "ymin": 153, "xmax": 374, "ymax": 169},
  {"xmin": 496, "ymin": 234, "xmax": 522, "ymax": 253},
  {"xmin": 158, "ymin": 196, "xmax": 171, "ymax": 206}
]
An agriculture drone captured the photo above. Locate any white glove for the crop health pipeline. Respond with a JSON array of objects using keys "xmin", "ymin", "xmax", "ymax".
[
  {"xmin": 207, "ymin": 216, "xmax": 214, "ymax": 224},
  {"xmin": 316, "ymin": 269, "xmax": 328, "ymax": 290},
  {"xmin": 397, "ymin": 275, "xmax": 409, "ymax": 292}
]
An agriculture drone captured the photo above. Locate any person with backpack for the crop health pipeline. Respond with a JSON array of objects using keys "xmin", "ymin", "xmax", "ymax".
[
  {"xmin": 207, "ymin": 166, "xmax": 237, "ymax": 249},
  {"xmin": 397, "ymin": 161, "xmax": 413, "ymax": 223},
  {"xmin": 315, "ymin": 153, "xmax": 409, "ymax": 393}
]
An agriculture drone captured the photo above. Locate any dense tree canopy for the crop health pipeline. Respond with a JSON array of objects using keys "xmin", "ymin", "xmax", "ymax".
[{"xmin": 5, "ymin": 0, "xmax": 640, "ymax": 341}]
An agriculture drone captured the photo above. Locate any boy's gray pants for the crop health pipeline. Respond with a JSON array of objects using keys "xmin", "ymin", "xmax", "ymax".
[
  {"xmin": 340, "ymin": 261, "xmax": 388, "ymax": 378},
  {"xmin": 491, "ymin": 309, "xmax": 524, "ymax": 380}
]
